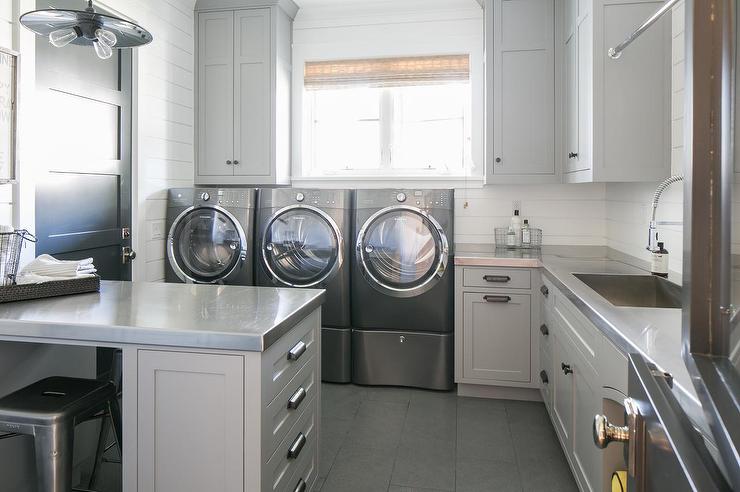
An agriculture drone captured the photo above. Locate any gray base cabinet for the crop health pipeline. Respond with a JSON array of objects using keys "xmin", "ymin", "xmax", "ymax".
[
  {"xmin": 455, "ymin": 266, "xmax": 540, "ymax": 389},
  {"xmin": 133, "ymin": 309, "xmax": 321, "ymax": 492},
  {"xmin": 538, "ymin": 277, "xmax": 628, "ymax": 492}
]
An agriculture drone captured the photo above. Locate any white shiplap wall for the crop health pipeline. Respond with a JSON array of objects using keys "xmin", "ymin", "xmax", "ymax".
[
  {"xmin": 605, "ymin": 4, "xmax": 685, "ymax": 273},
  {"xmin": 0, "ymin": 3, "xmax": 14, "ymax": 225},
  {"xmin": 10, "ymin": 0, "xmax": 196, "ymax": 281}
]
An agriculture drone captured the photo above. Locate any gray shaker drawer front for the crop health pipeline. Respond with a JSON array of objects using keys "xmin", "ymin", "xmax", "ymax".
[
  {"xmin": 264, "ymin": 355, "xmax": 317, "ymax": 461},
  {"xmin": 462, "ymin": 267, "xmax": 532, "ymax": 289}
]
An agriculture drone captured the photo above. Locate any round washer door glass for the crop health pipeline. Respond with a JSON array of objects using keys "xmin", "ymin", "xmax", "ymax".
[
  {"xmin": 360, "ymin": 209, "xmax": 443, "ymax": 291},
  {"xmin": 172, "ymin": 208, "xmax": 243, "ymax": 281},
  {"xmin": 264, "ymin": 209, "xmax": 340, "ymax": 286}
]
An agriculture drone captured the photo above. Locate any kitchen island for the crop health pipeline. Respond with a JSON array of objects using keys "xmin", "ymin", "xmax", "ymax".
[{"xmin": 0, "ymin": 281, "xmax": 325, "ymax": 492}]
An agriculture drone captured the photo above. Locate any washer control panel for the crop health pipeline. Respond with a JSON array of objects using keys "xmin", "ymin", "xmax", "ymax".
[{"xmin": 382, "ymin": 190, "xmax": 452, "ymax": 210}]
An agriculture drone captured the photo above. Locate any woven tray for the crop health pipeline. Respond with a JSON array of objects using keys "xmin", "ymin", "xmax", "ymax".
[{"xmin": 0, "ymin": 276, "xmax": 101, "ymax": 303}]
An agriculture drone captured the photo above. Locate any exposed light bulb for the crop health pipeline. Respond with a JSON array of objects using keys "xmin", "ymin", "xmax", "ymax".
[
  {"xmin": 93, "ymin": 39, "xmax": 113, "ymax": 60},
  {"xmin": 49, "ymin": 28, "xmax": 78, "ymax": 48},
  {"xmin": 95, "ymin": 28, "xmax": 117, "ymax": 47}
]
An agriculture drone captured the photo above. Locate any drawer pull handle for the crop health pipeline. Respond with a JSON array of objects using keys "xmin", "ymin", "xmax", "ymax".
[
  {"xmin": 288, "ymin": 341, "xmax": 307, "ymax": 361},
  {"xmin": 540, "ymin": 324, "xmax": 549, "ymax": 336},
  {"xmin": 288, "ymin": 387, "xmax": 307, "ymax": 410},
  {"xmin": 484, "ymin": 295, "xmax": 511, "ymax": 303},
  {"xmin": 540, "ymin": 370, "xmax": 549, "ymax": 384},
  {"xmin": 561, "ymin": 362, "xmax": 573, "ymax": 375},
  {"xmin": 293, "ymin": 478, "xmax": 307, "ymax": 492},
  {"xmin": 287, "ymin": 432, "xmax": 307, "ymax": 459},
  {"xmin": 483, "ymin": 274, "xmax": 511, "ymax": 283},
  {"xmin": 540, "ymin": 285, "xmax": 549, "ymax": 298}
]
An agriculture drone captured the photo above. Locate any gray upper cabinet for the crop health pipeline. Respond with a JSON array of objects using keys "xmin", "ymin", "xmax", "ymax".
[
  {"xmin": 485, "ymin": 0, "xmax": 558, "ymax": 184},
  {"xmin": 195, "ymin": 0, "xmax": 298, "ymax": 186},
  {"xmin": 563, "ymin": 0, "xmax": 671, "ymax": 183}
]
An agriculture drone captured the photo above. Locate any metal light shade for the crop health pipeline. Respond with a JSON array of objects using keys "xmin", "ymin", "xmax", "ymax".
[{"xmin": 20, "ymin": 1, "xmax": 152, "ymax": 53}]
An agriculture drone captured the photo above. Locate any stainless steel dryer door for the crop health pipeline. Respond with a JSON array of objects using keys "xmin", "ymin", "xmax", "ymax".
[
  {"xmin": 262, "ymin": 205, "xmax": 344, "ymax": 287},
  {"xmin": 357, "ymin": 205, "xmax": 449, "ymax": 298},
  {"xmin": 167, "ymin": 206, "xmax": 247, "ymax": 283}
]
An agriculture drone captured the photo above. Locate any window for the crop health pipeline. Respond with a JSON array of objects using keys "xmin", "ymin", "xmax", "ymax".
[{"xmin": 302, "ymin": 55, "xmax": 472, "ymax": 178}]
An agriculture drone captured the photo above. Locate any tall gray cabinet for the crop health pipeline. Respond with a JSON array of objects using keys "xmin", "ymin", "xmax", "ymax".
[{"xmin": 194, "ymin": 0, "xmax": 297, "ymax": 185}]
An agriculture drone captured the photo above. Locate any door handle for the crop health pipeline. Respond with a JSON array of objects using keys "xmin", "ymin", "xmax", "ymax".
[
  {"xmin": 593, "ymin": 414, "xmax": 629, "ymax": 449},
  {"xmin": 122, "ymin": 246, "xmax": 137, "ymax": 264},
  {"xmin": 568, "ymin": 152, "xmax": 579, "ymax": 159},
  {"xmin": 287, "ymin": 432, "xmax": 307, "ymax": 459},
  {"xmin": 483, "ymin": 295, "xmax": 511, "ymax": 303},
  {"xmin": 483, "ymin": 275, "xmax": 511, "ymax": 283}
]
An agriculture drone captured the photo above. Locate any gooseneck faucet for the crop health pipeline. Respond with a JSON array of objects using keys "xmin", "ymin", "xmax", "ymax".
[{"xmin": 647, "ymin": 175, "xmax": 684, "ymax": 252}]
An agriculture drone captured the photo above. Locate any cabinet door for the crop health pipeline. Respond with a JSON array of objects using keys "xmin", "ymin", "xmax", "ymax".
[
  {"xmin": 571, "ymin": 350, "xmax": 601, "ymax": 492},
  {"xmin": 198, "ymin": 11, "xmax": 235, "ymax": 177},
  {"xmin": 233, "ymin": 9, "xmax": 271, "ymax": 178},
  {"xmin": 138, "ymin": 351, "xmax": 245, "ymax": 492},
  {"xmin": 564, "ymin": 32, "xmax": 580, "ymax": 173},
  {"xmin": 491, "ymin": 0, "xmax": 555, "ymax": 176},
  {"xmin": 462, "ymin": 292, "xmax": 531, "ymax": 382},
  {"xmin": 575, "ymin": 15, "xmax": 592, "ymax": 172},
  {"xmin": 551, "ymin": 332, "xmax": 573, "ymax": 447}
]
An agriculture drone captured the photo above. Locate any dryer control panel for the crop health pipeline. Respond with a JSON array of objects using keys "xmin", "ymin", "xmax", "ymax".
[{"xmin": 216, "ymin": 189, "xmax": 252, "ymax": 208}]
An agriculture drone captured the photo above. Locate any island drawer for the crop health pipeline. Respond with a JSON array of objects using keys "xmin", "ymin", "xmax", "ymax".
[
  {"xmin": 263, "ymin": 355, "xmax": 317, "ymax": 460},
  {"xmin": 462, "ymin": 267, "xmax": 531, "ymax": 290},
  {"xmin": 263, "ymin": 394, "xmax": 317, "ymax": 492},
  {"xmin": 263, "ymin": 311, "xmax": 319, "ymax": 405},
  {"xmin": 284, "ymin": 441, "xmax": 318, "ymax": 492}
]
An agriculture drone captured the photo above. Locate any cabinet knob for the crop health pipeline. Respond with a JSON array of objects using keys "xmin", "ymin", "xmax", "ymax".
[
  {"xmin": 233, "ymin": 159, "xmax": 240, "ymax": 165},
  {"xmin": 561, "ymin": 362, "xmax": 573, "ymax": 375},
  {"xmin": 593, "ymin": 414, "xmax": 629, "ymax": 449},
  {"xmin": 568, "ymin": 152, "xmax": 579, "ymax": 159},
  {"xmin": 539, "ymin": 370, "xmax": 549, "ymax": 385},
  {"xmin": 226, "ymin": 160, "xmax": 232, "ymax": 165},
  {"xmin": 495, "ymin": 157, "xmax": 502, "ymax": 164},
  {"xmin": 540, "ymin": 285, "xmax": 549, "ymax": 298},
  {"xmin": 540, "ymin": 324, "xmax": 549, "ymax": 336}
]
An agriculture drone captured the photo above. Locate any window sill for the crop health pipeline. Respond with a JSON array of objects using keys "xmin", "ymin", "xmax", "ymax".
[{"xmin": 291, "ymin": 174, "xmax": 484, "ymax": 188}]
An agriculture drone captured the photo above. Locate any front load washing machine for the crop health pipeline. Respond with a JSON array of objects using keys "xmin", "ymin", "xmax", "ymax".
[
  {"xmin": 256, "ymin": 188, "xmax": 353, "ymax": 383},
  {"xmin": 165, "ymin": 188, "xmax": 256, "ymax": 285},
  {"xmin": 351, "ymin": 189, "xmax": 454, "ymax": 390}
]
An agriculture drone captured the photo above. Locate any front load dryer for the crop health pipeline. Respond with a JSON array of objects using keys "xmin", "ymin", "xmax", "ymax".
[{"xmin": 351, "ymin": 189, "xmax": 454, "ymax": 390}]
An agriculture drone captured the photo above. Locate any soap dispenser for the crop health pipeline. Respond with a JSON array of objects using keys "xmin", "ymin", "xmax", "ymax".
[{"xmin": 650, "ymin": 242, "xmax": 669, "ymax": 277}]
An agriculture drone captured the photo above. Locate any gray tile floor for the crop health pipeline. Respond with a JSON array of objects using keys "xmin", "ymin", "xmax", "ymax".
[{"xmin": 317, "ymin": 384, "xmax": 578, "ymax": 492}]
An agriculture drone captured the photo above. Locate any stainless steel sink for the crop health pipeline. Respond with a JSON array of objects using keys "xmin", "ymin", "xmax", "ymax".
[{"xmin": 573, "ymin": 273, "xmax": 682, "ymax": 309}]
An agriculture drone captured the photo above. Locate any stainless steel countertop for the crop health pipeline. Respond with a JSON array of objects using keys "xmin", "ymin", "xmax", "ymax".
[
  {"xmin": 455, "ymin": 244, "xmax": 705, "ymax": 432},
  {"xmin": 0, "ymin": 281, "xmax": 326, "ymax": 352}
]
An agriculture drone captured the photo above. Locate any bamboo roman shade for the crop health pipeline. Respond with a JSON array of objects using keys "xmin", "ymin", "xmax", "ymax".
[{"xmin": 304, "ymin": 54, "xmax": 470, "ymax": 90}]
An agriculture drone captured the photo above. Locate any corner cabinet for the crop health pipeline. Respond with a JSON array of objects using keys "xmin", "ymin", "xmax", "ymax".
[
  {"xmin": 563, "ymin": 0, "xmax": 671, "ymax": 183},
  {"xmin": 195, "ymin": 0, "xmax": 298, "ymax": 186},
  {"xmin": 484, "ymin": 0, "xmax": 559, "ymax": 184}
]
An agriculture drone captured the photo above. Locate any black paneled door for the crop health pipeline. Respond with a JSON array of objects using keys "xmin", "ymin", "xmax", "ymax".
[{"xmin": 34, "ymin": 20, "xmax": 133, "ymax": 281}]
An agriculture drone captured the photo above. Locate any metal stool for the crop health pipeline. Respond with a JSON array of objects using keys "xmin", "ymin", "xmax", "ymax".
[{"xmin": 0, "ymin": 376, "xmax": 122, "ymax": 492}]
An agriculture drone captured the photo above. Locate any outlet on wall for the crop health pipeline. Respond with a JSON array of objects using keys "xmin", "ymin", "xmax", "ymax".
[{"xmin": 150, "ymin": 221, "xmax": 165, "ymax": 240}]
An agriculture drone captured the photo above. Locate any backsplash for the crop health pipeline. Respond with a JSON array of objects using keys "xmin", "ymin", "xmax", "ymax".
[{"xmin": 454, "ymin": 183, "xmax": 606, "ymax": 246}]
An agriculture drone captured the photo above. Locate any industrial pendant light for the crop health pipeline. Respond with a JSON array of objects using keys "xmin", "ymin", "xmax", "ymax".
[{"xmin": 20, "ymin": 0, "xmax": 152, "ymax": 60}]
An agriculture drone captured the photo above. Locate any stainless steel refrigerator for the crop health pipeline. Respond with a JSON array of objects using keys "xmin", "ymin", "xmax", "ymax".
[{"xmin": 596, "ymin": 0, "xmax": 739, "ymax": 490}]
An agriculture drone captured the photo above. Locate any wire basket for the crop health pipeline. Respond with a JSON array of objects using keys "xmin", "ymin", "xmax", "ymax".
[
  {"xmin": 0, "ymin": 230, "xmax": 37, "ymax": 286},
  {"xmin": 494, "ymin": 227, "xmax": 542, "ymax": 249}
]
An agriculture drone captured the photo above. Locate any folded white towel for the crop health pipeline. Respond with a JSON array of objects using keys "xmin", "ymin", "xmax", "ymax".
[
  {"xmin": 20, "ymin": 254, "xmax": 95, "ymax": 278},
  {"xmin": 16, "ymin": 272, "xmax": 97, "ymax": 285}
]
